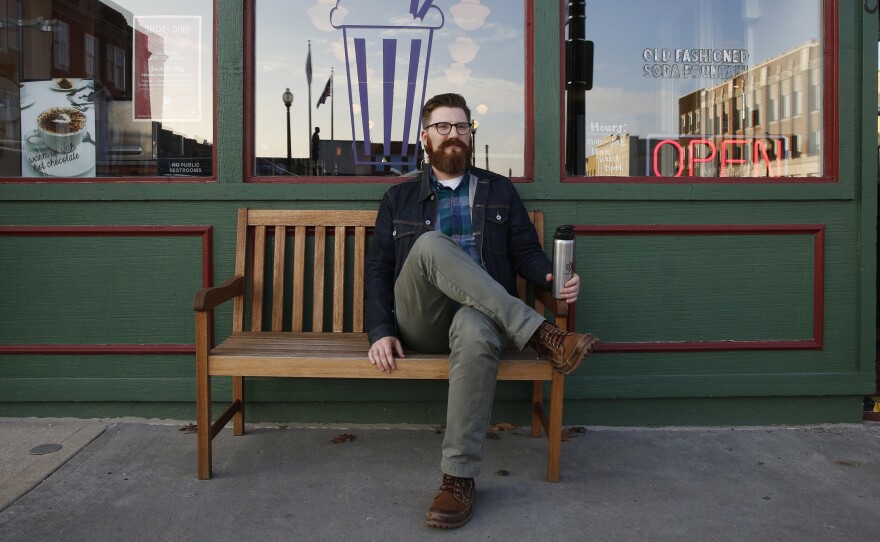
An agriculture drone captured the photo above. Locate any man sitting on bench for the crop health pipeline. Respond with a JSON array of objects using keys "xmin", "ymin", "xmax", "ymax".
[{"xmin": 365, "ymin": 93, "xmax": 599, "ymax": 529}]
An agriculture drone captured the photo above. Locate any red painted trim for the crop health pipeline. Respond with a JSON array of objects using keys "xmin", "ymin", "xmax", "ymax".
[
  {"xmin": 212, "ymin": 0, "xmax": 220, "ymax": 181},
  {"xmin": 244, "ymin": 0, "xmax": 536, "ymax": 184},
  {"xmin": 0, "ymin": 0, "xmax": 220, "ymax": 184},
  {"xmin": 523, "ymin": 0, "xmax": 535, "ymax": 181},
  {"xmin": 0, "ymin": 225, "xmax": 211, "ymax": 236},
  {"xmin": 0, "ymin": 225, "xmax": 214, "ymax": 355},
  {"xmin": 822, "ymin": 0, "xmax": 839, "ymax": 180},
  {"xmin": 575, "ymin": 223, "xmax": 825, "ymax": 353},
  {"xmin": 574, "ymin": 224, "xmax": 824, "ymax": 235},
  {"xmin": 0, "ymin": 345, "xmax": 195, "ymax": 355},
  {"xmin": 244, "ymin": 0, "xmax": 256, "ymax": 183},
  {"xmin": 559, "ymin": 0, "xmax": 839, "ymax": 184},
  {"xmin": 599, "ymin": 340, "xmax": 822, "ymax": 354}
]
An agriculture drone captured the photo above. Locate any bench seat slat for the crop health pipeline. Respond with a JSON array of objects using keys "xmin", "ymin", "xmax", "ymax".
[{"xmin": 208, "ymin": 332, "xmax": 553, "ymax": 380}]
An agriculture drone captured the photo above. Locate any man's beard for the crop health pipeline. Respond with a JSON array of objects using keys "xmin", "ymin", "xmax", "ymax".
[{"xmin": 426, "ymin": 138, "xmax": 472, "ymax": 176}]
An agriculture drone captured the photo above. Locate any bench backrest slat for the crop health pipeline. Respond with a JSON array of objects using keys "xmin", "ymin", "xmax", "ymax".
[
  {"xmin": 353, "ymin": 226, "xmax": 367, "ymax": 333},
  {"xmin": 232, "ymin": 208, "xmax": 543, "ymax": 335},
  {"xmin": 233, "ymin": 208, "xmax": 249, "ymax": 331},
  {"xmin": 333, "ymin": 226, "xmax": 346, "ymax": 332},
  {"xmin": 292, "ymin": 225, "xmax": 307, "ymax": 332},
  {"xmin": 271, "ymin": 225, "xmax": 286, "ymax": 332},
  {"xmin": 312, "ymin": 226, "xmax": 327, "ymax": 332},
  {"xmin": 251, "ymin": 225, "xmax": 267, "ymax": 332}
]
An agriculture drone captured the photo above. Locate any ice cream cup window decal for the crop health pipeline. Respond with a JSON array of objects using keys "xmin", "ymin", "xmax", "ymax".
[{"xmin": 330, "ymin": 0, "xmax": 445, "ymax": 168}]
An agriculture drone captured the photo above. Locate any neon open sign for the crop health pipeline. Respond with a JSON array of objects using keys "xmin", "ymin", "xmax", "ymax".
[{"xmin": 648, "ymin": 136, "xmax": 787, "ymax": 178}]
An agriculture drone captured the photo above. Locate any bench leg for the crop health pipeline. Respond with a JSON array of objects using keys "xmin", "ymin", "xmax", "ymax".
[
  {"xmin": 233, "ymin": 376, "xmax": 245, "ymax": 436},
  {"xmin": 531, "ymin": 381, "xmax": 543, "ymax": 438},
  {"xmin": 195, "ymin": 312, "xmax": 212, "ymax": 480},
  {"xmin": 547, "ymin": 371, "xmax": 564, "ymax": 482}
]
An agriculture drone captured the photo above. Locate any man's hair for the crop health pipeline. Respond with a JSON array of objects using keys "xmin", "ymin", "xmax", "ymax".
[{"xmin": 421, "ymin": 93, "xmax": 471, "ymax": 127}]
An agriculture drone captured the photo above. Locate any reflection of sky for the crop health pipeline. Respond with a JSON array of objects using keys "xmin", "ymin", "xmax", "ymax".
[
  {"xmin": 582, "ymin": 0, "xmax": 822, "ymax": 155},
  {"xmin": 255, "ymin": 0, "xmax": 525, "ymax": 175},
  {"xmin": 103, "ymin": 0, "xmax": 214, "ymax": 144}
]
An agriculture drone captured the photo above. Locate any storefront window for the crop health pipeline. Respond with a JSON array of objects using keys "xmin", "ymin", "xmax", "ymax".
[
  {"xmin": 251, "ymin": 0, "xmax": 528, "ymax": 179},
  {"xmin": 565, "ymin": 0, "xmax": 825, "ymax": 180},
  {"xmin": 0, "ymin": 0, "xmax": 214, "ymax": 180}
]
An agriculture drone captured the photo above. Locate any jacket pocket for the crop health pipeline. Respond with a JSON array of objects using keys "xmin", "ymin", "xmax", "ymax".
[
  {"xmin": 391, "ymin": 222, "xmax": 417, "ymax": 240},
  {"xmin": 484, "ymin": 206, "xmax": 510, "ymax": 255}
]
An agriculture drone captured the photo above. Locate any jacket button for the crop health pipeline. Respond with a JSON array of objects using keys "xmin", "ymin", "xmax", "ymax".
[
  {"xmin": 430, "ymin": 194, "xmax": 435, "ymax": 200},
  {"xmin": 425, "ymin": 219, "xmax": 431, "ymax": 225},
  {"xmin": 392, "ymin": 229, "xmax": 397, "ymax": 236},
  {"xmin": 496, "ymin": 213, "xmax": 502, "ymax": 220}
]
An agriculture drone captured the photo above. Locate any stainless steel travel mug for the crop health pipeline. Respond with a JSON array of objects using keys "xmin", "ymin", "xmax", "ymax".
[{"xmin": 552, "ymin": 225, "xmax": 575, "ymax": 298}]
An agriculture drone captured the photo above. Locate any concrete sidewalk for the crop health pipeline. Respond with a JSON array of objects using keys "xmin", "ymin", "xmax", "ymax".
[{"xmin": 0, "ymin": 418, "xmax": 878, "ymax": 541}]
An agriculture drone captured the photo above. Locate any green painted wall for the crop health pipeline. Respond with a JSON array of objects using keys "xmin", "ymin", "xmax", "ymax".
[{"xmin": 0, "ymin": 1, "xmax": 875, "ymax": 425}]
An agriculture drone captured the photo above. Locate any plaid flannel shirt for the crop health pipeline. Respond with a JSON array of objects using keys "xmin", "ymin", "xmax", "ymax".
[{"xmin": 432, "ymin": 174, "xmax": 480, "ymax": 264}]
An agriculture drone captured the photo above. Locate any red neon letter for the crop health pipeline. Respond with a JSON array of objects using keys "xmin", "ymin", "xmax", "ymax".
[
  {"xmin": 753, "ymin": 139, "xmax": 772, "ymax": 177},
  {"xmin": 688, "ymin": 139, "xmax": 716, "ymax": 177},
  {"xmin": 653, "ymin": 139, "xmax": 684, "ymax": 177},
  {"xmin": 752, "ymin": 138, "xmax": 784, "ymax": 178},
  {"xmin": 720, "ymin": 139, "xmax": 747, "ymax": 177}
]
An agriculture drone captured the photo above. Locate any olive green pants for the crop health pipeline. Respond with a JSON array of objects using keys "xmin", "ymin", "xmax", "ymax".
[{"xmin": 394, "ymin": 231, "xmax": 545, "ymax": 478}]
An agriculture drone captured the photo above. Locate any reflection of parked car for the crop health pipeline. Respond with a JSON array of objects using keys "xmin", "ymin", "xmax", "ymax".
[{"xmin": 95, "ymin": 99, "xmax": 158, "ymax": 176}]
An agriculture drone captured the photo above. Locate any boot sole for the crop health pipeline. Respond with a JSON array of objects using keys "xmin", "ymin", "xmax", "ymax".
[
  {"xmin": 425, "ymin": 495, "xmax": 475, "ymax": 529},
  {"xmin": 557, "ymin": 334, "xmax": 599, "ymax": 375}
]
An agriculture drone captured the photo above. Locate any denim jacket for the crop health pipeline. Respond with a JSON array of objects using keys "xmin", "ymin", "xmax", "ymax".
[{"xmin": 365, "ymin": 167, "xmax": 552, "ymax": 345}]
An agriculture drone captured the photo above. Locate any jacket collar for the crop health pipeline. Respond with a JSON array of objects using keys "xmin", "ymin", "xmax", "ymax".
[{"xmin": 418, "ymin": 166, "xmax": 474, "ymax": 201}]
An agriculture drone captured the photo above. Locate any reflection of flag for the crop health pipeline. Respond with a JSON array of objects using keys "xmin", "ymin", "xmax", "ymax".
[
  {"xmin": 316, "ymin": 75, "xmax": 331, "ymax": 108},
  {"xmin": 306, "ymin": 45, "xmax": 313, "ymax": 86}
]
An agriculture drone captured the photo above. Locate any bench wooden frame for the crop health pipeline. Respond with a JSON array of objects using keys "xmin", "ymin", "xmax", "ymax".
[{"xmin": 194, "ymin": 208, "xmax": 571, "ymax": 481}]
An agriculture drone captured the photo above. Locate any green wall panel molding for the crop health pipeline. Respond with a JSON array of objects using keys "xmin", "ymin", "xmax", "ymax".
[
  {"xmin": 559, "ymin": 396, "xmax": 863, "ymax": 426},
  {"xmin": 0, "ymin": 396, "xmax": 863, "ymax": 427},
  {"xmin": 0, "ymin": 235, "xmax": 205, "ymax": 346}
]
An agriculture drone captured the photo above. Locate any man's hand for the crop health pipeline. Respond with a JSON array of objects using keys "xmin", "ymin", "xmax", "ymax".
[
  {"xmin": 368, "ymin": 336, "xmax": 405, "ymax": 372},
  {"xmin": 546, "ymin": 272, "xmax": 580, "ymax": 304}
]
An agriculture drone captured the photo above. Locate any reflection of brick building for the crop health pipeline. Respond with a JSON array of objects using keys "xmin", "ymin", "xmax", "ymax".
[{"xmin": 677, "ymin": 40, "xmax": 823, "ymax": 178}]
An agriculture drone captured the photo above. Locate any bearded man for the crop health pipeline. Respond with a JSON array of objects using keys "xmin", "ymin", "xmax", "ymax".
[{"xmin": 365, "ymin": 93, "xmax": 598, "ymax": 529}]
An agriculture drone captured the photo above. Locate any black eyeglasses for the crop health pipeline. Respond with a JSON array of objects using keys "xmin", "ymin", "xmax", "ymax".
[{"xmin": 424, "ymin": 121, "xmax": 473, "ymax": 136}]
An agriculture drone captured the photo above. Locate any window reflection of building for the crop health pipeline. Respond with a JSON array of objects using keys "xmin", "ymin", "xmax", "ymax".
[
  {"xmin": 0, "ymin": 0, "xmax": 213, "ymax": 178},
  {"xmin": 256, "ymin": 139, "xmax": 420, "ymax": 177},
  {"xmin": 677, "ymin": 39, "xmax": 823, "ymax": 178}
]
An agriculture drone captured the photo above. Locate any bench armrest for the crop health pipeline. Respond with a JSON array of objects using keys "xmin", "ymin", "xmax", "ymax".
[
  {"xmin": 194, "ymin": 275, "xmax": 245, "ymax": 312},
  {"xmin": 534, "ymin": 288, "xmax": 570, "ymax": 317}
]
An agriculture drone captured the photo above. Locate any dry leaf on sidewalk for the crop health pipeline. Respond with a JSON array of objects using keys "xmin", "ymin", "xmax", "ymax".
[
  {"xmin": 331, "ymin": 433, "xmax": 357, "ymax": 444},
  {"xmin": 489, "ymin": 422, "xmax": 518, "ymax": 433},
  {"xmin": 561, "ymin": 426, "xmax": 587, "ymax": 441},
  {"xmin": 179, "ymin": 423, "xmax": 197, "ymax": 433}
]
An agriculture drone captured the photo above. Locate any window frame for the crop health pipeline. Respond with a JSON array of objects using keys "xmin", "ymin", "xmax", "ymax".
[
  {"xmin": 243, "ymin": 0, "xmax": 536, "ymax": 184},
  {"xmin": 0, "ymin": 0, "xmax": 219, "ymax": 184},
  {"xmin": 559, "ymin": 0, "xmax": 839, "ymax": 185}
]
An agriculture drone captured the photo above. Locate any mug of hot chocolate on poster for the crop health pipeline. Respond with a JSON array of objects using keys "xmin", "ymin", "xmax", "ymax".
[{"xmin": 25, "ymin": 106, "xmax": 87, "ymax": 154}]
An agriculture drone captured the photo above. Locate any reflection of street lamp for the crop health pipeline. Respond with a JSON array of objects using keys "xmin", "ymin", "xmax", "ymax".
[
  {"xmin": 471, "ymin": 120, "xmax": 479, "ymax": 167},
  {"xmin": 485, "ymin": 144, "xmax": 489, "ymax": 170},
  {"xmin": 282, "ymin": 87, "xmax": 293, "ymax": 173}
]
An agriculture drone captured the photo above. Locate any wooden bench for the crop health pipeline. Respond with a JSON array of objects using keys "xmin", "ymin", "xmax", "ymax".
[{"xmin": 194, "ymin": 208, "xmax": 572, "ymax": 481}]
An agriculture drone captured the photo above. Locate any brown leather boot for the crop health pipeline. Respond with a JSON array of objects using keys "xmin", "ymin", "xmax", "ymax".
[
  {"xmin": 530, "ymin": 321, "xmax": 599, "ymax": 375},
  {"xmin": 425, "ymin": 474, "xmax": 475, "ymax": 529}
]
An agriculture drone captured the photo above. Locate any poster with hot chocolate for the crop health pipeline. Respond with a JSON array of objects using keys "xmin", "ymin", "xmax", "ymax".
[{"xmin": 20, "ymin": 79, "xmax": 96, "ymax": 178}]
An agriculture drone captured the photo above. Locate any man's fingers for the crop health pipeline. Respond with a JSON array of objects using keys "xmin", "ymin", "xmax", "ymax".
[{"xmin": 368, "ymin": 337, "xmax": 400, "ymax": 372}]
